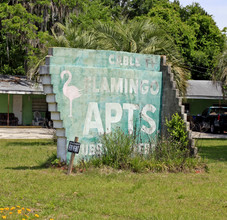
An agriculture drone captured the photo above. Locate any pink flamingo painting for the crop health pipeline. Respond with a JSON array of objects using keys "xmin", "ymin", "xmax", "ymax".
[{"xmin": 61, "ymin": 70, "xmax": 82, "ymax": 117}]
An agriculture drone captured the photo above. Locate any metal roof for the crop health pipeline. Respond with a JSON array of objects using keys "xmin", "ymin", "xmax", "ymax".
[
  {"xmin": 0, "ymin": 75, "xmax": 44, "ymax": 95},
  {"xmin": 186, "ymin": 80, "xmax": 223, "ymax": 100}
]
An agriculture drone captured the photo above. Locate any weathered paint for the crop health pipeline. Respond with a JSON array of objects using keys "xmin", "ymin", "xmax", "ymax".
[{"xmin": 48, "ymin": 48, "xmax": 162, "ymax": 162}]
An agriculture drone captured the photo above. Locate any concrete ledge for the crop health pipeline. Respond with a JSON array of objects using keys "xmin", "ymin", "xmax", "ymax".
[
  {"xmin": 161, "ymin": 56, "xmax": 197, "ymax": 156},
  {"xmin": 46, "ymin": 94, "xmax": 56, "ymax": 103},
  {"xmin": 43, "ymin": 85, "xmax": 53, "ymax": 94},
  {"xmin": 41, "ymin": 75, "xmax": 51, "ymax": 84},
  {"xmin": 48, "ymin": 103, "xmax": 58, "ymax": 112},
  {"xmin": 192, "ymin": 131, "xmax": 227, "ymax": 139},
  {"xmin": 40, "ymin": 61, "xmax": 67, "ymax": 162},
  {"xmin": 53, "ymin": 120, "xmax": 63, "ymax": 129},
  {"xmin": 51, "ymin": 112, "xmax": 61, "ymax": 120},
  {"xmin": 39, "ymin": 65, "xmax": 49, "ymax": 75},
  {"xmin": 57, "ymin": 137, "xmax": 67, "ymax": 160},
  {"xmin": 45, "ymin": 56, "xmax": 52, "ymax": 65},
  {"xmin": 56, "ymin": 128, "xmax": 65, "ymax": 137}
]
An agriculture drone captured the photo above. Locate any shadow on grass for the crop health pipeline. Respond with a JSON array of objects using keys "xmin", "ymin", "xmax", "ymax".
[
  {"xmin": 3, "ymin": 140, "xmax": 55, "ymax": 147},
  {"xmin": 5, "ymin": 153, "xmax": 58, "ymax": 170},
  {"xmin": 198, "ymin": 140, "xmax": 227, "ymax": 162},
  {"xmin": 5, "ymin": 165, "xmax": 47, "ymax": 170}
]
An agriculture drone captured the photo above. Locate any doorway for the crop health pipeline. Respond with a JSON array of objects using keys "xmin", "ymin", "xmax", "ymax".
[{"xmin": 13, "ymin": 95, "xmax": 22, "ymax": 125}]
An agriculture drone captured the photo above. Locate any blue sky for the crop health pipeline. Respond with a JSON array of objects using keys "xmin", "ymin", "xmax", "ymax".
[{"xmin": 171, "ymin": 0, "xmax": 227, "ymax": 30}]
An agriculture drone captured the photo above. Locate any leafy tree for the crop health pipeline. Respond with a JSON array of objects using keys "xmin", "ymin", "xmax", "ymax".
[
  {"xmin": 0, "ymin": 0, "xmax": 99, "ymax": 75},
  {"xmin": 184, "ymin": 8, "xmax": 225, "ymax": 79},
  {"xmin": 146, "ymin": 1, "xmax": 225, "ymax": 80},
  {"xmin": 0, "ymin": 3, "xmax": 42, "ymax": 75},
  {"xmin": 0, "ymin": 0, "xmax": 108, "ymax": 77},
  {"xmin": 1, "ymin": 0, "xmax": 225, "ymax": 85},
  {"xmin": 101, "ymin": 0, "xmax": 170, "ymax": 18},
  {"xmin": 70, "ymin": 0, "xmax": 112, "ymax": 28},
  {"xmin": 15, "ymin": 0, "xmax": 84, "ymax": 30},
  {"xmin": 148, "ymin": 2, "xmax": 195, "ymax": 57},
  {"xmin": 126, "ymin": 0, "xmax": 161, "ymax": 18}
]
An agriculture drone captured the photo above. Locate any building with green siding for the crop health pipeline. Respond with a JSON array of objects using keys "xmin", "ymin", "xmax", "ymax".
[
  {"xmin": 0, "ymin": 75, "xmax": 47, "ymax": 126},
  {"xmin": 184, "ymin": 80, "xmax": 226, "ymax": 116}
]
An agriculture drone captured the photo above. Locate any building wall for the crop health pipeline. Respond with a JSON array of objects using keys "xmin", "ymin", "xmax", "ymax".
[
  {"xmin": 22, "ymin": 95, "xmax": 33, "ymax": 125},
  {"xmin": 160, "ymin": 57, "xmax": 196, "ymax": 156},
  {"xmin": 23, "ymin": 94, "xmax": 46, "ymax": 125},
  {"xmin": 0, "ymin": 94, "xmax": 13, "ymax": 113},
  {"xmin": 160, "ymin": 58, "xmax": 185, "ymax": 134},
  {"xmin": 0, "ymin": 94, "xmax": 46, "ymax": 125},
  {"xmin": 186, "ymin": 99, "xmax": 226, "ymax": 116}
]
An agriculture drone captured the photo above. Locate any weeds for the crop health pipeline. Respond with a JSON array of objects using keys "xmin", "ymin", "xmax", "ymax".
[
  {"xmin": 97, "ymin": 128, "xmax": 135, "ymax": 169},
  {"xmin": 82, "ymin": 114, "xmax": 205, "ymax": 173},
  {"xmin": 153, "ymin": 137, "xmax": 189, "ymax": 162},
  {"xmin": 85, "ymin": 136, "xmax": 205, "ymax": 173},
  {"xmin": 41, "ymin": 153, "xmax": 66, "ymax": 169},
  {"xmin": 45, "ymin": 113, "xmax": 205, "ymax": 173}
]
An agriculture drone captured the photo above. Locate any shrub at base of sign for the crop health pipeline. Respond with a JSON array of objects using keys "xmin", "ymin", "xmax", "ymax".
[
  {"xmin": 91, "ymin": 128, "xmax": 136, "ymax": 169},
  {"xmin": 73, "ymin": 113, "xmax": 206, "ymax": 173},
  {"xmin": 47, "ymin": 113, "xmax": 206, "ymax": 173},
  {"xmin": 165, "ymin": 113, "xmax": 189, "ymax": 151}
]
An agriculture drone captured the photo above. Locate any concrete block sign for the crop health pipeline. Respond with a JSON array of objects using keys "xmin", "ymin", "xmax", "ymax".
[{"xmin": 41, "ymin": 48, "xmax": 166, "ymax": 163}]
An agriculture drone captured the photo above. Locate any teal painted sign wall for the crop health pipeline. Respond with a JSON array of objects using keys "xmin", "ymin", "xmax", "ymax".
[{"xmin": 49, "ymin": 48, "xmax": 162, "ymax": 162}]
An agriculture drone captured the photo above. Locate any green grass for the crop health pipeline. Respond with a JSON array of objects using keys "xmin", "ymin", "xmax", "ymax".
[{"xmin": 0, "ymin": 139, "xmax": 227, "ymax": 220}]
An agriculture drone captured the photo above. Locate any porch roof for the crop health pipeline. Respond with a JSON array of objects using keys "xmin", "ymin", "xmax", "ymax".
[
  {"xmin": 0, "ymin": 75, "xmax": 44, "ymax": 95},
  {"xmin": 186, "ymin": 80, "xmax": 223, "ymax": 100}
]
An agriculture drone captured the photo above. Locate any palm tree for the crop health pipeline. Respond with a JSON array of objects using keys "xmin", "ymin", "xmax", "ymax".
[
  {"xmin": 94, "ymin": 18, "xmax": 173, "ymax": 53},
  {"xmin": 27, "ymin": 19, "xmax": 96, "ymax": 80},
  {"xmin": 29, "ymin": 17, "xmax": 190, "ymax": 94},
  {"xmin": 94, "ymin": 18, "xmax": 190, "ymax": 95},
  {"xmin": 51, "ymin": 19, "xmax": 97, "ymax": 49},
  {"xmin": 213, "ymin": 40, "xmax": 227, "ymax": 85},
  {"xmin": 212, "ymin": 40, "xmax": 227, "ymax": 98}
]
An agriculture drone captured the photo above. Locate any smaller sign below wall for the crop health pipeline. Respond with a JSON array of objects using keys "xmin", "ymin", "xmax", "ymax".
[{"xmin": 68, "ymin": 141, "xmax": 81, "ymax": 154}]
